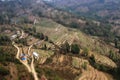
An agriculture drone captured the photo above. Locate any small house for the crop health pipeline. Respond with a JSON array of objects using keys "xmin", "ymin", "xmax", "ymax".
[
  {"xmin": 33, "ymin": 52, "xmax": 39, "ymax": 60},
  {"xmin": 11, "ymin": 34, "xmax": 17, "ymax": 40}
]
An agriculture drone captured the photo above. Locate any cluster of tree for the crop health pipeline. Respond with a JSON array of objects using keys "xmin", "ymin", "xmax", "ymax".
[
  {"xmin": 15, "ymin": 38, "xmax": 28, "ymax": 46},
  {"xmin": 0, "ymin": 66, "xmax": 10, "ymax": 76},
  {"xmin": 22, "ymin": 26, "xmax": 49, "ymax": 41},
  {"xmin": 23, "ymin": 26, "xmax": 36, "ymax": 34},
  {"xmin": 0, "ymin": 35, "xmax": 11, "ymax": 45},
  {"xmin": 84, "ymin": 22, "xmax": 113, "ymax": 37},
  {"xmin": 89, "ymin": 55, "xmax": 111, "ymax": 72},
  {"xmin": 60, "ymin": 41, "xmax": 80, "ymax": 54},
  {"xmin": 0, "ymin": 14, "xmax": 10, "ymax": 25},
  {"xmin": 20, "ymin": 16, "xmax": 33, "ymax": 24},
  {"xmin": 109, "ymin": 50, "xmax": 120, "ymax": 62},
  {"xmin": 114, "ymin": 38, "xmax": 120, "ymax": 53},
  {"xmin": 0, "ymin": 26, "xmax": 15, "ymax": 32},
  {"xmin": 0, "ymin": 46, "xmax": 21, "ymax": 65}
]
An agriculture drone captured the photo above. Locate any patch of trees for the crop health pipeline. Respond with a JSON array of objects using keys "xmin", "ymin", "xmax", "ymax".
[
  {"xmin": 15, "ymin": 38, "xmax": 28, "ymax": 46},
  {"xmin": 82, "ymin": 48, "xmax": 89, "ymax": 57},
  {"xmin": 0, "ymin": 66, "xmax": 10, "ymax": 76},
  {"xmin": 0, "ymin": 35, "xmax": 11, "ymax": 45},
  {"xmin": 89, "ymin": 55, "xmax": 112, "ymax": 72},
  {"xmin": 0, "ymin": 26, "xmax": 15, "ymax": 32},
  {"xmin": 84, "ymin": 23, "xmax": 113, "ymax": 37},
  {"xmin": 60, "ymin": 41, "xmax": 70, "ymax": 53},
  {"xmin": 109, "ymin": 50, "xmax": 120, "ymax": 62},
  {"xmin": 114, "ymin": 37, "xmax": 120, "ymax": 53},
  {"xmin": 60, "ymin": 41, "xmax": 80, "ymax": 54},
  {"xmin": 70, "ymin": 22, "xmax": 79, "ymax": 28},
  {"xmin": 22, "ymin": 26, "xmax": 49, "ymax": 41},
  {"xmin": 71, "ymin": 44, "xmax": 80, "ymax": 54},
  {"xmin": 0, "ymin": 14, "xmax": 10, "ymax": 24},
  {"xmin": 21, "ymin": 17, "xmax": 33, "ymax": 24},
  {"xmin": 0, "ymin": 46, "xmax": 20, "ymax": 64}
]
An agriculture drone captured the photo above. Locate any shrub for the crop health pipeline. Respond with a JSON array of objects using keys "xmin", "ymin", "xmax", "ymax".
[
  {"xmin": 60, "ymin": 41, "xmax": 70, "ymax": 53},
  {"xmin": 82, "ymin": 48, "xmax": 89, "ymax": 57},
  {"xmin": 0, "ymin": 67, "xmax": 10, "ymax": 76},
  {"xmin": 71, "ymin": 44, "xmax": 80, "ymax": 54}
]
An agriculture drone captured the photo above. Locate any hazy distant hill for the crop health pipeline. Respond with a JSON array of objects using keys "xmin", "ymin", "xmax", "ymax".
[{"xmin": 45, "ymin": 0, "xmax": 120, "ymax": 21}]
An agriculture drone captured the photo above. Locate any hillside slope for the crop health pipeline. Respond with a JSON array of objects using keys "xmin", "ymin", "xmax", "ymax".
[{"xmin": 45, "ymin": 0, "xmax": 120, "ymax": 21}]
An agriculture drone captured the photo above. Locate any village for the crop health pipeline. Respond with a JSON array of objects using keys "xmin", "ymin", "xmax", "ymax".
[{"xmin": 11, "ymin": 29, "xmax": 49, "ymax": 80}]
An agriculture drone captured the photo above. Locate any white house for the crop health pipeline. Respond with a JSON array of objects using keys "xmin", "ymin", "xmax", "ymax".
[
  {"xmin": 33, "ymin": 52, "xmax": 39, "ymax": 60},
  {"xmin": 11, "ymin": 34, "xmax": 17, "ymax": 40}
]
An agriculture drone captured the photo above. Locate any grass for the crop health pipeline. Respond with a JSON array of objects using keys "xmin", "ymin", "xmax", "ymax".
[
  {"xmin": 34, "ymin": 49, "xmax": 54, "ymax": 58},
  {"xmin": 36, "ymin": 18, "xmax": 57, "ymax": 28}
]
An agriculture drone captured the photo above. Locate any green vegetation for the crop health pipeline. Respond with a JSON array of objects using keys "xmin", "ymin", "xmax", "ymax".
[
  {"xmin": 0, "ymin": 35, "xmax": 11, "ymax": 45},
  {"xmin": 60, "ymin": 41, "xmax": 70, "ymax": 54},
  {"xmin": 36, "ymin": 67, "xmax": 63, "ymax": 80},
  {"xmin": 0, "ymin": 66, "xmax": 10, "ymax": 76},
  {"xmin": 109, "ymin": 50, "xmax": 120, "ymax": 62},
  {"xmin": 15, "ymin": 38, "xmax": 28, "ymax": 46},
  {"xmin": 82, "ymin": 48, "xmax": 89, "ymax": 57},
  {"xmin": 81, "ymin": 62, "xmax": 87, "ymax": 70},
  {"xmin": 89, "ymin": 55, "xmax": 109, "ymax": 71},
  {"xmin": 0, "ymin": 45, "xmax": 21, "ymax": 64},
  {"xmin": 35, "ymin": 33, "xmax": 44, "ymax": 40},
  {"xmin": 71, "ymin": 44, "xmax": 80, "ymax": 54}
]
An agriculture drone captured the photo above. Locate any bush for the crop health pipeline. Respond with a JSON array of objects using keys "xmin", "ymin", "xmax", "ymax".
[
  {"xmin": 82, "ymin": 62, "xmax": 87, "ymax": 70},
  {"xmin": 35, "ymin": 33, "xmax": 44, "ymax": 40},
  {"xmin": 71, "ymin": 44, "xmax": 80, "ymax": 54},
  {"xmin": 82, "ymin": 48, "xmax": 89, "ymax": 57},
  {"xmin": 15, "ymin": 38, "xmax": 27, "ymax": 46},
  {"xmin": 0, "ymin": 35, "xmax": 11, "ymax": 45},
  {"xmin": 60, "ymin": 41, "xmax": 70, "ymax": 53},
  {"xmin": 0, "ymin": 67, "xmax": 10, "ymax": 76}
]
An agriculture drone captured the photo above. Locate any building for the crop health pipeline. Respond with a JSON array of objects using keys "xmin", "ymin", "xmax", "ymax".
[
  {"xmin": 11, "ymin": 34, "xmax": 17, "ymax": 40},
  {"xmin": 33, "ymin": 52, "xmax": 39, "ymax": 60},
  {"xmin": 20, "ymin": 53, "xmax": 27, "ymax": 61}
]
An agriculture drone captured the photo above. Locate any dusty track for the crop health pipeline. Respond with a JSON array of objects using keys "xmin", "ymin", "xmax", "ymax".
[{"xmin": 13, "ymin": 44, "xmax": 39, "ymax": 80}]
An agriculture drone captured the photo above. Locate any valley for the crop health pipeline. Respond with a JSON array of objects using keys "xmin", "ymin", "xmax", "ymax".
[{"xmin": 0, "ymin": 0, "xmax": 120, "ymax": 80}]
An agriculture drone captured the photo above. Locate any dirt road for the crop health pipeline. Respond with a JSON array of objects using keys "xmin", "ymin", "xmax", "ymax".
[
  {"xmin": 13, "ymin": 44, "xmax": 31, "ymax": 72},
  {"xmin": 13, "ymin": 43, "xmax": 39, "ymax": 80}
]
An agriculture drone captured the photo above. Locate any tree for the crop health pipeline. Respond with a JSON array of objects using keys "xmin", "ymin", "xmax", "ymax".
[
  {"xmin": 0, "ymin": 66, "xmax": 10, "ymax": 76},
  {"xmin": 15, "ymin": 38, "xmax": 27, "ymax": 46},
  {"xmin": 33, "ymin": 27, "xmax": 36, "ymax": 33},
  {"xmin": 42, "ymin": 44, "xmax": 47, "ymax": 50},
  {"xmin": 35, "ymin": 33, "xmax": 44, "ymax": 40},
  {"xmin": 60, "ymin": 41, "xmax": 70, "ymax": 53},
  {"xmin": 71, "ymin": 44, "xmax": 80, "ymax": 54},
  {"xmin": 44, "ymin": 36, "xmax": 48, "ymax": 41},
  {"xmin": 114, "ymin": 38, "xmax": 118, "ymax": 48},
  {"xmin": 0, "ymin": 35, "xmax": 11, "ymax": 45},
  {"xmin": 119, "ymin": 47, "xmax": 120, "ymax": 53},
  {"xmin": 70, "ymin": 22, "xmax": 79, "ymax": 28}
]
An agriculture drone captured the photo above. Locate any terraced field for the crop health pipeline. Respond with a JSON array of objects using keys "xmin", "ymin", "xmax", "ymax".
[
  {"xmin": 35, "ymin": 18, "xmax": 117, "ymax": 55},
  {"xmin": 72, "ymin": 57, "xmax": 114, "ymax": 80},
  {"xmin": 93, "ymin": 53, "xmax": 117, "ymax": 68},
  {"xmin": 78, "ymin": 69, "xmax": 110, "ymax": 80},
  {"xmin": 50, "ymin": 54, "xmax": 113, "ymax": 80}
]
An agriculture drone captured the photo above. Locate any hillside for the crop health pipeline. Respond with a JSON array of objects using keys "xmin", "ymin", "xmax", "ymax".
[
  {"xmin": 45, "ymin": 0, "xmax": 120, "ymax": 21},
  {"xmin": 0, "ymin": 0, "xmax": 120, "ymax": 80}
]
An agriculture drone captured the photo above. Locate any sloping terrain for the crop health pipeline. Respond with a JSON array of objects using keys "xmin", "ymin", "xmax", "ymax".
[
  {"xmin": 0, "ymin": 0, "xmax": 120, "ymax": 80},
  {"xmin": 35, "ymin": 18, "xmax": 117, "ymax": 55},
  {"xmin": 46, "ymin": 0, "xmax": 120, "ymax": 21}
]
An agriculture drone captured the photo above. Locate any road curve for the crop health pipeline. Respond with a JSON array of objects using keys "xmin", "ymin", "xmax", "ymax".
[
  {"xmin": 13, "ymin": 43, "xmax": 39, "ymax": 80},
  {"xmin": 13, "ymin": 44, "xmax": 32, "ymax": 72}
]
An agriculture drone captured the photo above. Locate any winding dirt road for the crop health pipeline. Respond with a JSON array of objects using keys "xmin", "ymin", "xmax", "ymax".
[
  {"xmin": 13, "ymin": 44, "xmax": 31, "ymax": 72},
  {"xmin": 13, "ymin": 43, "xmax": 39, "ymax": 80}
]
